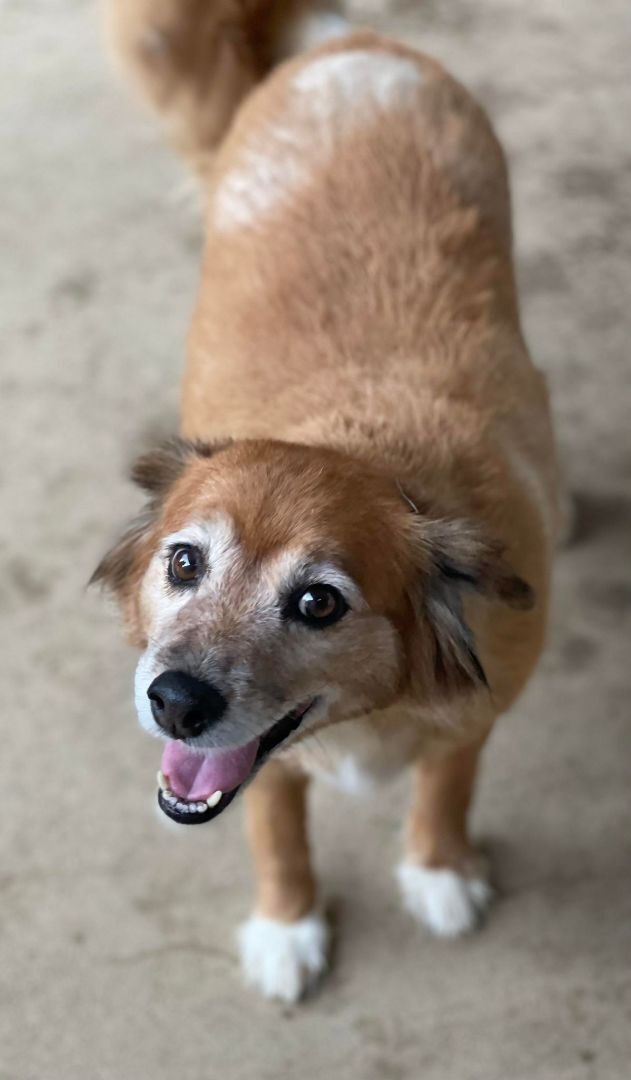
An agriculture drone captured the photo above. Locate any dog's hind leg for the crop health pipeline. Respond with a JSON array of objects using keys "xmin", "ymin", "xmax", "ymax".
[
  {"xmin": 239, "ymin": 760, "xmax": 329, "ymax": 1002},
  {"xmin": 101, "ymin": 1, "xmax": 348, "ymax": 176},
  {"xmin": 397, "ymin": 737, "xmax": 494, "ymax": 938},
  {"xmin": 102, "ymin": 0, "xmax": 265, "ymax": 173}
]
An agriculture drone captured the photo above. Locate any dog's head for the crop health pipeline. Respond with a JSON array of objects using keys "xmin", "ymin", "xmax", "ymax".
[{"xmin": 93, "ymin": 437, "xmax": 532, "ymax": 823}]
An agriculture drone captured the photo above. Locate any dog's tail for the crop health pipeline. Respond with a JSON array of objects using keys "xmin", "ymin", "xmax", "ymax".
[{"xmin": 102, "ymin": 1, "xmax": 350, "ymax": 177}]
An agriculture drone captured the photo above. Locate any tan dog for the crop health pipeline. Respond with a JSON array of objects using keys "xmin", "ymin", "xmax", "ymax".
[{"xmin": 95, "ymin": 0, "xmax": 560, "ymax": 1002}]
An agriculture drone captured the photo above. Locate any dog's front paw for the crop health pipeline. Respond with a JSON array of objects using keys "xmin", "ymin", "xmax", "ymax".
[
  {"xmin": 238, "ymin": 910, "xmax": 329, "ymax": 1003},
  {"xmin": 397, "ymin": 861, "xmax": 493, "ymax": 938}
]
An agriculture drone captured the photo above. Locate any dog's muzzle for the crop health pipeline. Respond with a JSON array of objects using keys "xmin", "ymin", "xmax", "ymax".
[{"xmin": 156, "ymin": 699, "xmax": 316, "ymax": 825}]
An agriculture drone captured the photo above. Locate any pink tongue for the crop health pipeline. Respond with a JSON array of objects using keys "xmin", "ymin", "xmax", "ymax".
[{"xmin": 161, "ymin": 738, "xmax": 260, "ymax": 800}]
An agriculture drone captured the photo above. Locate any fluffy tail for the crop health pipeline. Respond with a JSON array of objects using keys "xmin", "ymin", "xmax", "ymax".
[{"xmin": 102, "ymin": 0, "xmax": 349, "ymax": 176}]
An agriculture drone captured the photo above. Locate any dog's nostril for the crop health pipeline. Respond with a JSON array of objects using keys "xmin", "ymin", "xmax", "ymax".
[
  {"xmin": 148, "ymin": 691, "xmax": 165, "ymax": 713},
  {"xmin": 182, "ymin": 707, "xmax": 204, "ymax": 733}
]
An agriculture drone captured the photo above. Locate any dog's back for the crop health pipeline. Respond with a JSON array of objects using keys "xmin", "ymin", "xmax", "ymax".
[{"xmin": 188, "ymin": 34, "xmax": 556, "ymax": 599}]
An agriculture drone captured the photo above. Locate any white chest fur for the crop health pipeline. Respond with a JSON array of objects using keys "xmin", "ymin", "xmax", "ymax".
[
  {"xmin": 289, "ymin": 710, "xmax": 425, "ymax": 795},
  {"xmin": 313, "ymin": 752, "xmax": 381, "ymax": 796}
]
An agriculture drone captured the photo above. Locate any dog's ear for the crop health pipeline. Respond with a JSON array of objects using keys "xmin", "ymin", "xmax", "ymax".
[
  {"xmin": 409, "ymin": 517, "xmax": 534, "ymax": 696},
  {"xmin": 90, "ymin": 438, "xmax": 231, "ymax": 638},
  {"xmin": 130, "ymin": 436, "xmax": 232, "ymax": 496},
  {"xmin": 89, "ymin": 504, "xmax": 156, "ymax": 599}
]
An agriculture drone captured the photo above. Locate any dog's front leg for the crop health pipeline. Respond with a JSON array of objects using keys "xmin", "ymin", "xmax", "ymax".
[
  {"xmin": 397, "ymin": 738, "xmax": 494, "ymax": 938},
  {"xmin": 239, "ymin": 760, "xmax": 328, "ymax": 1002}
]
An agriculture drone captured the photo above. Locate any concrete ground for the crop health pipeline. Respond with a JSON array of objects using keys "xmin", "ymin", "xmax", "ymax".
[{"xmin": 2, "ymin": 1, "xmax": 630, "ymax": 1078}]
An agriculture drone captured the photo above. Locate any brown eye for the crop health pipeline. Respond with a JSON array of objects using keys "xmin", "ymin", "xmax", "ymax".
[
  {"xmin": 168, "ymin": 545, "xmax": 202, "ymax": 586},
  {"xmin": 293, "ymin": 584, "xmax": 348, "ymax": 628}
]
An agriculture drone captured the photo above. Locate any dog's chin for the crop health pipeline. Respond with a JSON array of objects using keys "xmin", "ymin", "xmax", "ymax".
[{"xmin": 156, "ymin": 699, "xmax": 317, "ymax": 826}]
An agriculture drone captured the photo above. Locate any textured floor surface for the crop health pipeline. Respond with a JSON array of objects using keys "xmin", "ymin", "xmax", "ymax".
[{"xmin": 1, "ymin": 2, "xmax": 630, "ymax": 1078}]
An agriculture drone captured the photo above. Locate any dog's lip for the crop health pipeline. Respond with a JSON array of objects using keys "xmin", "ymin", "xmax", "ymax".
[{"xmin": 156, "ymin": 699, "xmax": 316, "ymax": 826}]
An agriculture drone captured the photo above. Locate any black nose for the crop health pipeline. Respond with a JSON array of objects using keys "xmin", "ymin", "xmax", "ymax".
[{"xmin": 147, "ymin": 670, "xmax": 227, "ymax": 740}]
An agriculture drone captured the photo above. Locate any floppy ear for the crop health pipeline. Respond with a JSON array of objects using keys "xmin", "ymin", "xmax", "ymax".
[
  {"xmin": 129, "ymin": 436, "xmax": 232, "ymax": 497},
  {"xmin": 89, "ymin": 504, "xmax": 156, "ymax": 599},
  {"xmin": 410, "ymin": 517, "xmax": 534, "ymax": 696},
  {"xmin": 90, "ymin": 437, "xmax": 231, "ymax": 622}
]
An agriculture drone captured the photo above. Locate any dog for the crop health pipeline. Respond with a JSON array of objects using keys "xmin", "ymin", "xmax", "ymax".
[{"xmin": 95, "ymin": 0, "xmax": 560, "ymax": 1002}]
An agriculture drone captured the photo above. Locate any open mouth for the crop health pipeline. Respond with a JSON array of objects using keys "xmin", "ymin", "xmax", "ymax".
[{"xmin": 156, "ymin": 699, "xmax": 315, "ymax": 825}]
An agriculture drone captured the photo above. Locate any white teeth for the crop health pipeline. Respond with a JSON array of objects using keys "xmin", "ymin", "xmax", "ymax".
[
  {"xmin": 159, "ymin": 787, "xmax": 219, "ymax": 814},
  {"xmin": 157, "ymin": 770, "xmax": 168, "ymax": 791}
]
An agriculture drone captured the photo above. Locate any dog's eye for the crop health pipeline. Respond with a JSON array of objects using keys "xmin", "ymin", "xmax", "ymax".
[
  {"xmin": 168, "ymin": 545, "xmax": 203, "ymax": 586},
  {"xmin": 291, "ymin": 584, "xmax": 348, "ymax": 628}
]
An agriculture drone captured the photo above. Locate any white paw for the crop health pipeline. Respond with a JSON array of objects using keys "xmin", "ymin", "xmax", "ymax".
[
  {"xmin": 238, "ymin": 910, "xmax": 329, "ymax": 1003},
  {"xmin": 397, "ymin": 861, "xmax": 493, "ymax": 938}
]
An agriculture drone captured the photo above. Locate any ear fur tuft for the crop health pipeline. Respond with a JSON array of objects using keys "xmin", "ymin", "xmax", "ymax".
[
  {"xmin": 130, "ymin": 436, "xmax": 232, "ymax": 496},
  {"xmin": 410, "ymin": 516, "xmax": 535, "ymax": 696},
  {"xmin": 90, "ymin": 437, "xmax": 231, "ymax": 595}
]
